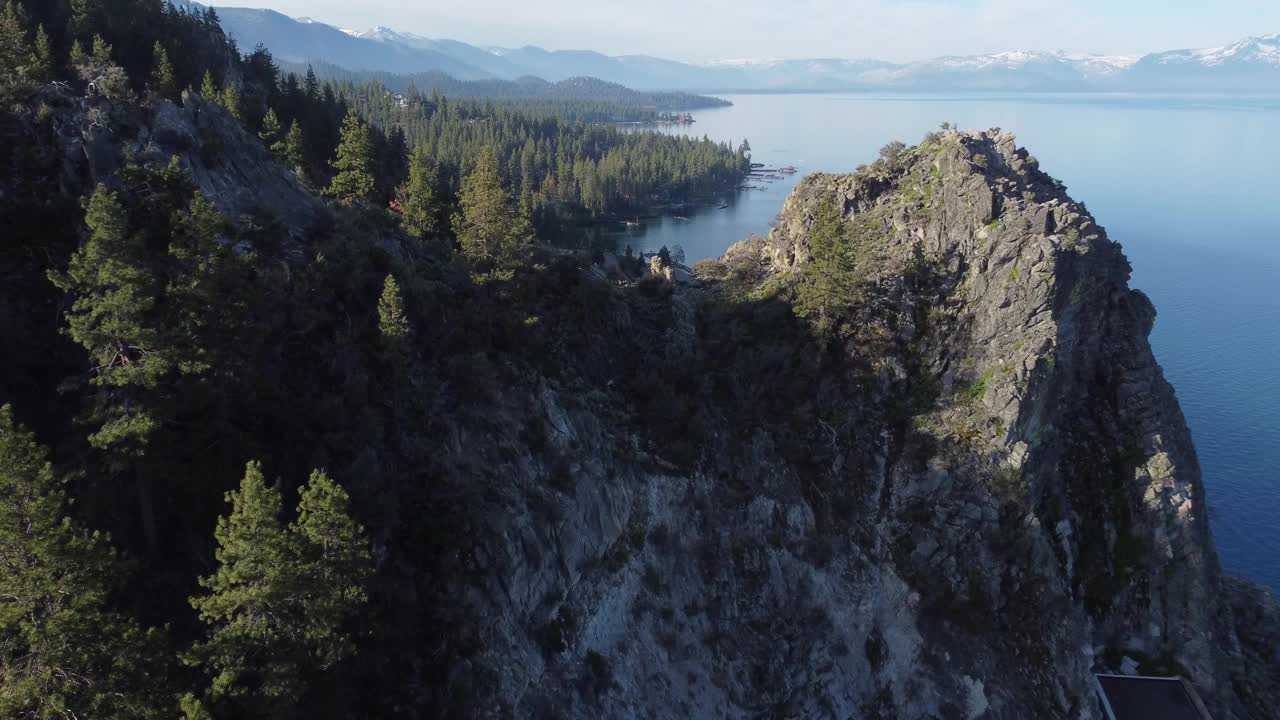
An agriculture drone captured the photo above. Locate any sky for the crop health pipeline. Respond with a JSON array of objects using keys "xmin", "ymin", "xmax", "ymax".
[{"xmin": 218, "ymin": 0, "xmax": 1280, "ymax": 63}]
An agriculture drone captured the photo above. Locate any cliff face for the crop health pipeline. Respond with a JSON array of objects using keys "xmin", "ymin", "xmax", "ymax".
[
  {"xmin": 441, "ymin": 130, "xmax": 1278, "ymax": 719},
  {"xmin": 2, "ymin": 84, "xmax": 327, "ymax": 234}
]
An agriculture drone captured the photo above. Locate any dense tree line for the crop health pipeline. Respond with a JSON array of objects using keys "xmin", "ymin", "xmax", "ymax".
[
  {"xmin": 5, "ymin": 0, "xmax": 239, "ymax": 102},
  {"xmin": 250, "ymin": 71, "xmax": 750, "ymax": 233},
  {"xmin": 2, "ymin": 0, "xmax": 749, "ymax": 237},
  {"xmin": 335, "ymin": 80, "xmax": 750, "ymax": 224},
  {"xmin": 199, "ymin": 57, "xmax": 749, "ymax": 236}
]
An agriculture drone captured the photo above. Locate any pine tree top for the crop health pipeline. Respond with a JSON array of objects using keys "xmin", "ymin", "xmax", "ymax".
[{"xmin": 377, "ymin": 274, "xmax": 410, "ymax": 341}]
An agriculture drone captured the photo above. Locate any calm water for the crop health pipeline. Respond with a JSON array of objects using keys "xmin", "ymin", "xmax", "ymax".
[{"xmin": 616, "ymin": 93, "xmax": 1280, "ymax": 594}]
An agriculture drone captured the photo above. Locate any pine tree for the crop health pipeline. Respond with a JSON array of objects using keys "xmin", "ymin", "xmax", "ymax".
[
  {"xmin": 49, "ymin": 163, "xmax": 218, "ymax": 552},
  {"xmin": 283, "ymin": 120, "xmax": 305, "ymax": 171},
  {"xmin": 290, "ymin": 470, "xmax": 372, "ymax": 668},
  {"xmin": 259, "ymin": 108, "xmax": 283, "ymax": 158},
  {"xmin": 90, "ymin": 33, "xmax": 112, "ymax": 65},
  {"xmin": 377, "ymin": 274, "xmax": 410, "ymax": 366},
  {"xmin": 794, "ymin": 194, "xmax": 860, "ymax": 334},
  {"xmin": 187, "ymin": 461, "xmax": 302, "ymax": 716},
  {"xmin": 378, "ymin": 273, "xmax": 410, "ymax": 341},
  {"xmin": 327, "ymin": 112, "xmax": 376, "ymax": 204},
  {"xmin": 188, "ymin": 463, "xmax": 372, "ymax": 715},
  {"xmin": 221, "ymin": 83, "xmax": 242, "ymax": 121},
  {"xmin": 149, "ymin": 41, "xmax": 178, "ymax": 101},
  {"xmin": 167, "ymin": 191, "xmax": 248, "ymax": 380},
  {"xmin": 397, "ymin": 144, "xmax": 442, "ymax": 238},
  {"xmin": 0, "ymin": 1, "xmax": 32, "ymax": 92},
  {"xmin": 48, "ymin": 185, "xmax": 169, "ymax": 448},
  {"xmin": 69, "ymin": 39, "xmax": 88, "ymax": 67},
  {"xmin": 29, "ymin": 24, "xmax": 51, "ymax": 84},
  {"xmin": 453, "ymin": 145, "xmax": 533, "ymax": 276},
  {"xmin": 303, "ymin": 65, "xmax": 319, "ymax": 99},
  {"xmin": 67, "ymin": 0, "xmax": 93, "ymax": 44},
  {"xmin": 0, "ymin": 406, "xmax": 170, "ymax": 719},
  {"xmin": 200, "ymin": 69, "xmax": 217, "ymax": 99}
]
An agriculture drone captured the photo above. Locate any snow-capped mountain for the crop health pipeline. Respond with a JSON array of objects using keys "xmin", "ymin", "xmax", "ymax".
[
  {"xmin": 917, "ymin": 50, "xmax": 1137, "ymax": 76},
  {"xmin": 209, "ymin": 6, "xmax": 1280, "ymax": 93},
  {"xmin": 852, "ymin": 50, "xmax": 1142, "ymax": 90},
  {"xmin": 1147, "ymin": 33, "xmax": 1280, "ymax": 67},
  {"xmin": 1123, "ymin": 34, "xmax": 1280, "ymax": 91}
]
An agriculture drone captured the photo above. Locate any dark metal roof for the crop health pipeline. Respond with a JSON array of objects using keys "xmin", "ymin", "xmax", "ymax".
[{"xmin": 1094, "ymin": 675, "xmax": 1214, "ymax": 720}]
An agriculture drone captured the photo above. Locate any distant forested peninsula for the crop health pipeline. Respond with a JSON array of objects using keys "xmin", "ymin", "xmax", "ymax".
[{"xmin": 285, "ymin": 60, "xmax": 732, "ymax": 122}]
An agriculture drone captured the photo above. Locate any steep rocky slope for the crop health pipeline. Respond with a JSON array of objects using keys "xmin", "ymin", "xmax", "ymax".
[
  {"xmin": 437, "ymin": 130, "xmax": 1279, "ymax": 719},
  {"xmin": 0, "ymin": 84, "xmax": 327, "ymax": 231}
]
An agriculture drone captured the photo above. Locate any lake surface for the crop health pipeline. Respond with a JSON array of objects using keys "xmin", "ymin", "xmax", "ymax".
[{"xmin": 615, "ymin": 93, "xmax": 1280, "ymax": 594}]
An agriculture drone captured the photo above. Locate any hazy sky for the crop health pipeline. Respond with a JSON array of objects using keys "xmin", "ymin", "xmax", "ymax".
[{"xmin": 220, "ymin": 0, "xmax": 1280, "ymax": 62}]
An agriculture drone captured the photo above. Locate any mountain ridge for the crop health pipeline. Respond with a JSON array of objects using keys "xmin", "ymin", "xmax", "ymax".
[{"xmin": 210, "ymin": 6, "xmax": 1280, "ymax": 92}]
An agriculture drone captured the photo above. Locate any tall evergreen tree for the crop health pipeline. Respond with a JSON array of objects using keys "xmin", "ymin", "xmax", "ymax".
[
  {"xmin": 377, "ymin": 273, "xmax": 410, "ymax": 367},
  {"xmin": 259, "ymin": 108, "xmax": 284, "ymax": 158},
  {"xmin": 149, "ymin": 41, "xmax": 179, "ymax": 101},
  {"xmin": 167, "ymin": 191, "xmax": 251, "ymax": 382},
  {"xmin": 221, "ymin": 83, "xmax": 242, "ymax": 121},
  {"xmin": 90, "ymin": 33, "xmax": 112, "ymax": 65},
  {"xmin": 396, "ymin": 144, "xmax": 443, "ymax": 239},
  {"xmin": 304, "ymin": 65, "xmax": 319, "ymax": 99},
  {"xmin": 29, "ymin": 24, "xmax": 51, "ymax": 84},
  {"xmin": 200, "ymin": 69, "xmax": 217, "ymax": 98},
  {"xmin": 327, "ymin": 112, "xmax": 376, "ymax": 204},
  {"xmin": 186, "ymin": 461, "xmax": 301, "ymax": 716},
  {"xmin": 69, "ymin": 39, "xmax": 88, "ymax": 67},
  {"xmin": 0, "ymin": 1, "xmax": 32, "ymax": 94},
  {"xmin": 187, "ymin": 462, "xmax": 372, "ymax": 716},
  {"xmin": 290, "ymin": 470, "xmax": 372, "ymax": 668},
  {"xmin": 283, "ymin": 120, "xmax": 306, "ymax": 171},
  {"xmin": 0, "ymin": 406, "xmax": 170, "ymax": 719},
  {"xmin": 453, "ymin": 145, "xmax": 533, "ymax": 277},
  {"xmin": 48, "ymin": 184, "xmax": 168, "ymax": 449},
  {"xmin": 67, "ymin": 0, "xmax": 94, "ymax": 44},
  {"xmin": 794, "ymin": 193, "xmax": 860, "ymax": 334}
]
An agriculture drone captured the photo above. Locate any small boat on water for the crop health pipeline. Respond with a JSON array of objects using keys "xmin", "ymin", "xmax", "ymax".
[
  {"xmin": 717, "ymin": 204, "xmax": 729, "ymax": 209},
  {"xmin": 779, "ymin": 166, "xmax": 798, "ymax": 174}
]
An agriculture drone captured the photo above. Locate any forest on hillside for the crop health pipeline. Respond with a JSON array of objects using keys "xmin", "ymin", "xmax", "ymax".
[
  {"xmin": 5, "ymin": 0, "xmax": 750, "ymax": 230},
  {"xmin": 0, "ymin": 1, "xmax": 753, "ymax": 717}
]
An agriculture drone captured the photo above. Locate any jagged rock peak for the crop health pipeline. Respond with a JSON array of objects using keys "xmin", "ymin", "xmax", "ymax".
[
  {"xmin": 759, "ymin": 128, "xmax": 1104, "ymax": 272},
  {"xmin": 708, "ymin": 127, "xmax": 1280, "ymax": 718}
]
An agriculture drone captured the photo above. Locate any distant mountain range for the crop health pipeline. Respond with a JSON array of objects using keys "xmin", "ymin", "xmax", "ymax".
[{"xmin": 211, "ymin": 6, "xmax": 1280, "ymax": 93}]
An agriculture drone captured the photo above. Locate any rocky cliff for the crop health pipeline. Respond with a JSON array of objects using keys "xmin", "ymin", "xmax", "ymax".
[
  {"xmin": 436, "ymin": 129, "xmax": 1279, "ymax": 719},
  {"xmin": 1, "ymin": 84, "xmax": 327, "ymax": 234}
]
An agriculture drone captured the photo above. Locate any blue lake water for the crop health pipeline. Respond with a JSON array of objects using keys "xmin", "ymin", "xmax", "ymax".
[{"xmin": 615, "ymin": 93, "xmax": 1280, "ymax": 594}]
